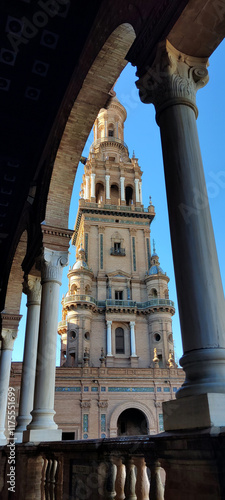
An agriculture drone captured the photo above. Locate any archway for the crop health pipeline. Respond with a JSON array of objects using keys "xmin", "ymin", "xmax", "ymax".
[
  {"xmin": 45, "ymin": 23, "xmax": 136, "ymax": 229},
  {"xmin": 117, "ymin": 408, "xmax": 148, "ymax": 436},
  {"xmin": 110, "ymin": 401, "xmax": 155, "ymax": 437}
]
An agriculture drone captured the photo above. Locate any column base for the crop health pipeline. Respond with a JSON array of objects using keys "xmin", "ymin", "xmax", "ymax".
[
  {"xmin": 23, "ymin": 428, "xmax": 62, "ymax": 443},
  {"xmin": 163, "ymin": 393, "xmax": 225, "ymax": 431},
  {"xmin": 130, "ymin": 355, "xmax": 139, "ymax": 368},
  {"xmin": 106, "ymin": 355, "xmax": 114, "ymax": 367}
]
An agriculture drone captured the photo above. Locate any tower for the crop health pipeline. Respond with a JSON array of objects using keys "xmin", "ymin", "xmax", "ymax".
[{"xmin": 57, "ymin": 96, "xmax": 183, "ymax": 439}]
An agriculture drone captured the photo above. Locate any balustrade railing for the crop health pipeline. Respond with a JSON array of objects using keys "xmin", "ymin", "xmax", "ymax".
[
  {"xmin": 12, "ymin": 436, "xmax": 165, "ymax": 500},
  {"xmin": 62, "ymin": 296, "xmax": 174, "ymax": 310}
]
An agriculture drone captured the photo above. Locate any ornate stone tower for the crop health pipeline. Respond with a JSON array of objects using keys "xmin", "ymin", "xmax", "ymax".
[
  {"xmin": 57, "ymin": 96, "xmax": 183, "ymax": 439},
  {"xmin": 58, "ymin": 95, "xmax": 175, "ymax": 371}
]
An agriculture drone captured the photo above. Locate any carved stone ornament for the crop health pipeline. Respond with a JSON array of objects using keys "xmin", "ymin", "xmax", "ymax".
[
  {"xmin": 37, "ymin": 247, "xmax": 68, "ymax": 285},
  {"xmin": 136, "ymin": 40, "xmax": 209, "ymax": 122},
  {"xmin": 23, "ymin": 275, "xmax": 42, "ymax": 306},
  {"xmin": 98, "ymin": 401, "xmax": 108, "ymax": 408},
  {"xmin": 1, "ymin": 328, "xmax": 17, "ymax": 350},
  {"xmin": 80, "ymin": 400, "xmax": 91, "ymax": 408}
]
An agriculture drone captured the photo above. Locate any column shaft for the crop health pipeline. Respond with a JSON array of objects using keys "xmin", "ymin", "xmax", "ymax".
[
  {"xmin": 14, "ymin": 277, "xmax": 41, "ymax": 442},
  {"xmin": 91, "ymin": 173, "xmax": 95, "ymax": 198},
  {"xmin": 130, "ymin": 322, "xmax": 136, "ymax": 356},
  {"xmin": 24, "ymin": 248, "xmax": 68, "ymax": 442},
  {"xmin": 86, "ymin": 175, "xmax": 90, "ymax": 200},
  {"xmin": 134, "ymin": 179, "xmax": 139, "ymax": 203},
  {"xmin": 120, "ymin": 176, "xmax": 125, "ymax": 202},
  {"xmin": 107, "ymin": 321, "xmax": 112, "ymax": 356},
  {"xmin": 106, "ymin": 175, "xmax": 110, "ymax": 200}
]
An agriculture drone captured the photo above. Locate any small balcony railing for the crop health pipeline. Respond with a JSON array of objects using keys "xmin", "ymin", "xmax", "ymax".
[
  {"xmin": 137, "ymin": 299, "xmax": 175, "ymax": 309},
  {"xmin": 106, "ymin": 299, "xmax": 136, "ymax": 307},
  {"xmin": 91, "ymin": 136, "xmax": 129, "ymax": 150},
  {"xmin": 64, "ymin": 294, "xmax": 97, "ymax": 305},
  {"xmin": 110, "ymin": 247, "xmax": 126, "ymax": 256}
]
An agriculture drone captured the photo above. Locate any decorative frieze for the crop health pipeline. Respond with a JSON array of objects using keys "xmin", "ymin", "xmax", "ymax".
[
  {"xmin": 98, "ymin": 401, "xmax": 108, "ymax": 408},
  {"xmin": 80, "ymin": 400, "xmax": 91, "ymax": 408}
]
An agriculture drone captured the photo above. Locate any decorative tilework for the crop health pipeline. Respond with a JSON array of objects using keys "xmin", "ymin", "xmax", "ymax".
[
  {"xmin": 101, "ymin": 387, "xmax": 106, "ymax": 392},
  {"xmin": 163, "ymin": 387, "xmax": 170, "ymax": 392},
  {"xmin": 157, "ymin": 387, "xmax": 162, "ymax": 392},
  {"xmin": 101, "ymin": 433, "xmax": 106, "ymax": 438},
  {"xmin": 83, "ymin": 433, "xmax": 88, "ymax": 440},
  {"xmin": 108, "ymin": 387, "xmax": 154, "ymax": 392},
  {"xmin": 84, "ymin": 386, "xmax": 89, "ymax": 392},
  {"xmin": 146, "ymin": 238, "xmax": 151, "ymax": 270},
  {"xmin": 101, "ymin": 414, "xmax": 106, "ymax": 432},
  {"xmin": 100, "ymin": 233, "xmax": 103, "ymax": 269},
  {"xmin": 85, "ymin": 217, "xmax": 149, "ymax": 226},
  {"xmin": 83, "ymin": 414, "xmax": 88, "ymax": 432},
  {"xmin": 55, "ymin": 387, "xmax": 81, "ymax": 392},
  {"xmin": 173, "ymin": 387, "xmax": 177, "ymax": 392},
  {"xmin": 159, "ymin": 414, "xmax": 164, "ymax": 432},
  {"xmin": 85, "ymin": 233, "xmax": 88, "ymax": 263},
  {"xmin": 132, "ymin": 237, "xmax": 136, "ymax": 271},
  {"xmin": 91, "ymin": 387, "xmax": 98, "ymax": 392}
]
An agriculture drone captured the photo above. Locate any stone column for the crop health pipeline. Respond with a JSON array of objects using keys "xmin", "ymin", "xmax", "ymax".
[
  {"xmin": 106, "ymin": 320, "xmax": 112, "ymax": 356},
  {"xmin": 90, "ymin": 173, "xmax": 95, "ymax": 199},
  {"xmin": 120, "ymin": 176, "xmax": 125, "ymax": 202},
  {"xmin": 130, "ymin": 321, "xmax": 136, "ymax": 356},
  {"xmin": 86, "ymin": 175, "xmax": 90, "ymax": 200},
  {"xmin": 14, "ymin": 276, "xmax": 41, "ymax": 443},
  {"xmin": 23, "ymin": 248, "xmax": 68, "ymax": 442},
  {"xmin": 134, "ymin": 179, "xmax": 139, "ymax": 203},
  {"xmin": 137, "ymin": 40, "xmax": 225, "ymax": 428},
  {"xmin": 105, "ymin": 175, "xmax": 110, "ymax": 200},
  {"xmin": 0, "ymin": 313, "xmax": 21, "ymax": 445},
  {"xmin": 139, "ymin": 181, "xmax": 143, "ymax": 204}
]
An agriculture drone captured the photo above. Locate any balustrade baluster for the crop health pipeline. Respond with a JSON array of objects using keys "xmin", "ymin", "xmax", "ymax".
[
  {"xmin": 124, "ymin": 458, "xmax": 137, "ymax": 500},
  {"xmin": 115, "ymin": 458, "xmax": 126, "ymax": 500},
  {"xmin": 134, "ymin": 457, "xmax": 150, "ymax": 500},
  {"xmin": 105, "ymin": 458, "xmax": 117, "ymax": 499},
  {"xmin": 149, "ymin": 461, "xmax": 164, "ymax": 500}
]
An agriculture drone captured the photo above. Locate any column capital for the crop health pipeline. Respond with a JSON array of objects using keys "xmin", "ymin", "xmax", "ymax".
[
  {"xmin": 1, "ymin": 329, "xmax": 17, "ymax": 350},
  {"xmin": 37, "ymin": 248, "xmax": 68, "ymax": 285},
  {"xmin": 23, "ymin": 275, "xmax": 41, "ymax": 306},
  {"xmin": 136, "ymin": 40, "xmax": 209, "ymax": 121},
  {"xmin": 130, "ymin": 321, "xmax": 135, "ymax": 327},
  {"xmin": 107, "ymin": 320, "xmax": 112, "ymax": 326}
]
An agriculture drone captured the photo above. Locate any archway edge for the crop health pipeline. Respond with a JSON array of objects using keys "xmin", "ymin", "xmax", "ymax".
[
  {"xmin": 45, "ymin": 23, "xmax": 136, "ymax": 229},
  {"xmin": 109, "ymin": 400, "xmax": 155, "ymax": 437}
]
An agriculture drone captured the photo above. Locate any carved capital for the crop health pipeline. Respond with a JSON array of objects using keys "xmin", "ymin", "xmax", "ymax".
[
  {"xmin": 37, "ymin": 248, "xmax": 68, "ymax": 285},
  {"xmin": 23, "ymin": 275, "xmax": 41, "ymax": 306},
  {"xmin": 80, "ymin": 400, "xmax": 91, "ymax": 409},
  {"xmin": 136, "ymin": 40, "xmax": 209, "ymax": 121},
  {"xmin": 98, "ymin": 401, "xmax": 108, "ymax": 408},
  {"xmin": 1, "ymin": 329, "xmax": 17, "ymax": 350}
]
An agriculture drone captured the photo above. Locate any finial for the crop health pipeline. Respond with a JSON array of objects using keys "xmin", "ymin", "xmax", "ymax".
[
  {"xmin": 168, "ymin": 350, "xmax": 175, "ymax": 368},
  {"xmin": 153, "ymin": 239, "xmax": 156, "ymax": 254},
  {"xmin": 149, "ymin": 196, "xmax": 152, "ymax": 205},
  {"xmin": 99, "ymin": 347, "xmax": 106, "ymax": 367},
  {"xmin": 153, "ymin": 347, "xmax": 159, "ymax": 367},
  {"xmin": 132, "ymin": 150, "xmax": 135, "ymax": 158}
]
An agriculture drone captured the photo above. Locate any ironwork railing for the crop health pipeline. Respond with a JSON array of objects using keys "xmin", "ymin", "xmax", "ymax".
[
  {"xmin": 63, "ymin": 296, "xmax": 174, "ymax": 310},
  {"xmin": 110, "ymin": 247, "xmax": 126, "ymax": 256}
]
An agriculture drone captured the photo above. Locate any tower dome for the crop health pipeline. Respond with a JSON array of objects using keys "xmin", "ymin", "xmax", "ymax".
[{"xmin": 72, "ymin": 244, "xmax": 89, "ymax": 270}]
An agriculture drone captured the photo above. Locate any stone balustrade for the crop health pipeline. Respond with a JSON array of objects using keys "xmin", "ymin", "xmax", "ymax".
[{"xmin": 0, "ymin": 432, "xmax": 224, "ymax": 499}]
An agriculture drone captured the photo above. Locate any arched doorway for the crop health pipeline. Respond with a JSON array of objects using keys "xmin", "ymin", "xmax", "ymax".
[{"xmin": 117, "ymin": 408, "xmax": 148, "ymax": 436}]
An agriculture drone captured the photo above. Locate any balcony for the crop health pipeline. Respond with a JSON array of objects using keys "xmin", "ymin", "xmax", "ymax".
[
  {"xmin": 64, "ymin": 294, "xmax": 97, "ymax": 305},
  {"xmin": 8, "ymin": 432, "xmax": 224, "ymax": 499},
  {"xmin": 110, "ymin": 247, "xmax": 126, "ymax": 256},
  {"xmin": 91, "ymin": 136, "xmax": 129, "ymax": 151},
  {"xmin": 137, "ymin": 299, "xmax": 175, "ymax": 309}
]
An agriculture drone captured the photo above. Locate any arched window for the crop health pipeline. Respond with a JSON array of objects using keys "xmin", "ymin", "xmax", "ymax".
[
  {"xmin": 108, "ymin": 123, "xmax": 114, "ymax": 137},
  {"xmin": 115, "ymin": 327, "xmax": 124, "ymax": 354}
]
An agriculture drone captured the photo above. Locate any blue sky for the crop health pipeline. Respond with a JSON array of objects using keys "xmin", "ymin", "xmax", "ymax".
[{"xmin": 14, "ymin": 39, "xmax": 225, "ymax": 366}]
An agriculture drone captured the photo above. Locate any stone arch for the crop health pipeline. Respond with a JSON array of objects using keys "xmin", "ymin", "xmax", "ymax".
[
  {"xmin": 45, "ymin": 23, "xmax": 136, "ymax": 229},
  {"xmin": 109, "ymin": 401, "xmax": 156, "ymax": 437},
  {"xmin": 3, "ymin": 230, "xmax": 28, "ymax": 315}
]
